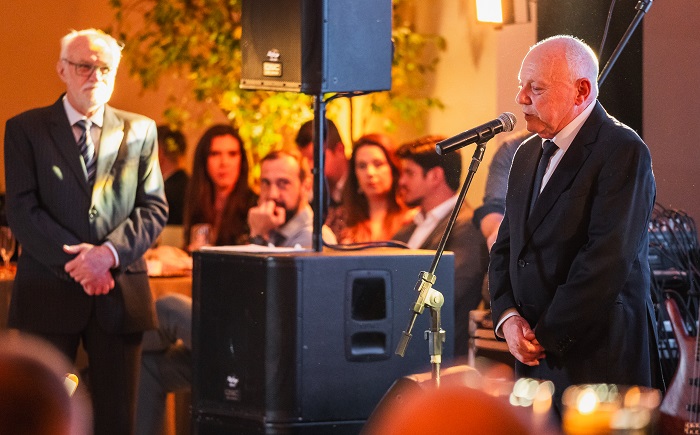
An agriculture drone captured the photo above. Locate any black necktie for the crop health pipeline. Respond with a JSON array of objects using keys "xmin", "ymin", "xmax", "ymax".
[
  {"xmin": 75, "ymin": 119, "xmax": 96, "ymax": 185},
  {"xmin": 530, "ymin": 140, "xmax": 558, "ymax": 214}
]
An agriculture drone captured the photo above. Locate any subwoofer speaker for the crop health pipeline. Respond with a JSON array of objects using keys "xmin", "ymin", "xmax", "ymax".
[
  {"xmin": 191, "ymin": 249, "xmax": 455, "ymax": 434},
  {"xmin": 239, "ymin": 0, "xmax": 393, "ymax": 94}
]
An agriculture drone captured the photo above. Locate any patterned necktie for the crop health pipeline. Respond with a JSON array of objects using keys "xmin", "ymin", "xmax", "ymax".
[
  {"xmin": 75, "ymin": 119, "xmax": 96, "ymax": 185},
  {"xmin": 530, "ymin": 140, "xmax": 558, "ymax": 214}
]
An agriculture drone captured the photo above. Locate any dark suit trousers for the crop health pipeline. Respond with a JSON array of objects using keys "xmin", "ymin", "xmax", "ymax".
[{"xmin": 38, "ymin": 309, "xmax": 143, "ymax": 435}]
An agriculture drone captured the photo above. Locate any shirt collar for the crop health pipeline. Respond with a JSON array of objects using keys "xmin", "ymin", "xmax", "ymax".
[
  {"xmin": 62, "ymin": 95, "xmax": 105, "ymax": 128},
  {"xmin": 413, "ymin": 195, "xmax": 458, "ymax": 226},
  {"xmin": 545, "ymin": 100, "xmax": 596, "ymax": 151},
  {"xmin": 331, "ymin": 173, "xmax": 347, "ymax": 204}
]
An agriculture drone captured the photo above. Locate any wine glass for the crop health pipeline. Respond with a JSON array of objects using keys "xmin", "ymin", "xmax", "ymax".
[
  {"xmin": 0, "ymin": 226, "xmax": 16, "ymax": 276},
  {"xmin": 188, "ymin": 224, "xmax": 212, "ymax": 252}
]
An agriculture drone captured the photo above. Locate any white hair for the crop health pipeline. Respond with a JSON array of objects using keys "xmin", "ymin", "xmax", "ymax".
[
  {"xmin": 534, "ymin": 35, "xmax": 599, "ymax": 98},
  {"xmin": 59, "ymin": 28, "xmax": 123, "ymax": 68}
]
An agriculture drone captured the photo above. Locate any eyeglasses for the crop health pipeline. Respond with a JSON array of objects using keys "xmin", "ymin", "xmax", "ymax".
[{"xmin": 61, "ymin": 59, "xmax": 113, "ymax": 77}]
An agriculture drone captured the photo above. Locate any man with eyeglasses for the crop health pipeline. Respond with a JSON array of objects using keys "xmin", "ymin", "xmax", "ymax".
[{"xmin": 3, "ymin": 28, "xmax": 167, "ymax": 435}]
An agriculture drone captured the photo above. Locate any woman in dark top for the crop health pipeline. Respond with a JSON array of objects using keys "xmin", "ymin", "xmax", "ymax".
[{"xmin": 184, "ymin": 124, "xmax": 257, "ymax": 251}]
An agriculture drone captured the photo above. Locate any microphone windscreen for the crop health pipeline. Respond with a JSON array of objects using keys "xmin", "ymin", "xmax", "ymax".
[{"xmin": 499, "ymin": 112, "xmax": 517, "ymax": 132}]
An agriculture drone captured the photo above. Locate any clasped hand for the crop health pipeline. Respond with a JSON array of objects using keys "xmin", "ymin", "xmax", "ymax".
[
  {"xmin": 64, "ymin": 244, "xmax": 115, "ymax": 295},
  {"xmin": 502, "ymin": 315, "xmax": 546, "ymax": 366}
]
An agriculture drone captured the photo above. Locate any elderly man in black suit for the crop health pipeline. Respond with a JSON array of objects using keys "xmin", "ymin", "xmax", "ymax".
[
  {"xmin": 4, "ymin": 28, "xmax": 167, "ymax": 434},
  {"xmin": 393, "ymin": 136, "xmax": 489, "ymax": 357},
  {"xmin": 489, "ymin": 35, "xmax": 661, "ymax": 410}
]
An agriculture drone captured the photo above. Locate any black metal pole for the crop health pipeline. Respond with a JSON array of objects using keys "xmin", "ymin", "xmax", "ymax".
[
  {"xmin": 598, "ymin": 0, "xmax": 652, "ymax": 87},
  {"xmin": 311, "ymin": 95, "xmax": 326, "ymax": 252}
]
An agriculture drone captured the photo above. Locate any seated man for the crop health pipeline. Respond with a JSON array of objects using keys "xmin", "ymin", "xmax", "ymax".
[
  {"xmin": 393, "ymin": 135, "xmax": 490, "ymax": 358},
  {"xmin": 135, "ymin": 149, "xmax": 336, "ymax": 435},
  {"xmin": 295, "ymin": 119, "xmax": 349, "ymax": 238}
]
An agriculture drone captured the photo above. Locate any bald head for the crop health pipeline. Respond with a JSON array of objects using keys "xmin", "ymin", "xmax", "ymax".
[
  {"xmin": 530, "ymin": 35, "xmax": 599, "ymax": 99},
  {"xmin": 516, "ymin": 35, "xmax": 599, "ymax": 138}
]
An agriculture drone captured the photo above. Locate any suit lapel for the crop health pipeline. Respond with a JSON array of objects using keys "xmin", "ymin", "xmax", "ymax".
[
  {"xmin": 523, "ymin": 103, "xmax": 606, "ymax": 244},
  {"xmin": 502, "ymin": 135, "xmax": 540, "ymax": 256},
  {"xmin": 48, "ymin": 98, "xmax": 92, "ymax": 196},
  {"xmin": 93, "ymin": 106, "xmax": 124, "ymax": 200}
]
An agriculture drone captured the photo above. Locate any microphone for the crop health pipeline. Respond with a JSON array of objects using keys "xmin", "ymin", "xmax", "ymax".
[{"xmin": 435, "ymin": 112, "xmax": 517, "ymax": 155}]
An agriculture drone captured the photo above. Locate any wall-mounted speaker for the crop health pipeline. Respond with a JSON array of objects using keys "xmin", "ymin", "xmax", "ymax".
[
  {"xmin": 191, "ymin": 249, "xmax": 455, "ymax": 434},
  {"xmin": 240, "ymin": 0, "xmax": 393, "ymax": 94}
]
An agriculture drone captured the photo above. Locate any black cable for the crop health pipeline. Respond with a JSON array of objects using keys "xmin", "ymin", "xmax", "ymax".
[{"xmin": 323, "ymin": 239, "xmax": 411, "ymax": 251}]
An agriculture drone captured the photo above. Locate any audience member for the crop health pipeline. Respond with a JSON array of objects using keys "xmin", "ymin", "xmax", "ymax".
[
  {"xmin": 4, "ymin": 28, "xmax": 167, "ymax": 435},
  {"xmin": 157, "ymin": 125, "xmax": 190, "ymax": 226},
  {"xmin": 472, "ymin": 129, "xmax": 532, "ymax": 249},
  {"xmin": 0, "ymin": 332, "xmax": 92, "ymax": 435},
  {"xmin": 295, "ymin": 118, "xmax": 349, "ymax": 207},
  {"xmin": 135, "ymin": 149, "xmax": 336, "ymax": 435},
  {"xmin": 335, "ymin": 134, "xmax": 412, "ymax": 243},
  {"xmin": 489, "ymin": 35, "xmax": 660, "ymax": 412},
  {"xmin": 184, "ymin": 124, "xmax": 257, "ymax": 251},
  {"xmin": 248, "ymin": 149, "xmax": 337, "ymax": 247},
  {"xmin": 393, "ymin": 135, "xmax": 490, "ymax": 357}
]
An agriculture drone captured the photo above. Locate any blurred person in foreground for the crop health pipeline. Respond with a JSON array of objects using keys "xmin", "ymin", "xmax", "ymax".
[
  {"xmin": 4, "ymin": 28, "xmax": 167, "ymax": 434},
  {"xmin": 0, "ymin": 332, "xmax": 92, "ymax": 435},
  {"xmin": 488, "ymin": 35, "xmax": 661, "ymax": 412},
  {"xmin": 393, "ymin": 135, "xmax": 489, "ymax": 357}
]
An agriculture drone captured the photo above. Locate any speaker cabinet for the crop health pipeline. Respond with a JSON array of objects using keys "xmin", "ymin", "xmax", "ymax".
[
  {"xmin": 240, "ymin": 0, "xmax": 393, "ymax": 94},
  {"xmin": 191, "ymin": 249, "xmax": 455, "ymax": 434}
]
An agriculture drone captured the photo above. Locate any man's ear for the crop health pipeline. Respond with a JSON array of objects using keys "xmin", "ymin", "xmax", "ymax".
[
  {"xmin": 56, "ymin": 60, "xmax": 68, "ymax": 83},
  {"xmin": 575, "ymin": 78, "xmax": 592, "ymax": 105},
  {"xmin": 300, "ymin": 173, "xmax": 313, "ymax": 198},
  {"xmin": 426, "ymin": 166, "xmax": 445, "ymax": 186}
]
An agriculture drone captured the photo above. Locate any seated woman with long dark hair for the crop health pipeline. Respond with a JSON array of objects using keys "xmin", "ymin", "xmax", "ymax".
[
  {"xmin": 333, "ymin": 133, "xmax": 413, "ymax": 243},
  {"xmin": 184, "ymin": 124, "xmax": 257, "ymax": 251}
]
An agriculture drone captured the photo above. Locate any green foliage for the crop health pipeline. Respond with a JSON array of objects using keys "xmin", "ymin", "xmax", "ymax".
[{"xmin": 108, "ymin": 0, "xmax": 444, "ymax": 166}]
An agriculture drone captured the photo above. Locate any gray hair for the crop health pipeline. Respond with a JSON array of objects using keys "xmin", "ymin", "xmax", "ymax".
[
  {"xmin": 534, "ymin": 35, "xmax": 599, "ymax": 98},
  {"xmin": 59, "ymin": 28, "xmax": 123, "ymax": 69}
]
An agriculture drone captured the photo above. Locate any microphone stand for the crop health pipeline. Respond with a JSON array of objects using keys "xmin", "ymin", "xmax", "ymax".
[
  {"xmin": 395, "ymin": 140, "xmax": 489, "ymax": 387},
  {"xmin": 598, "ymin": 0, "xmax": 653, "ymax": 87}
]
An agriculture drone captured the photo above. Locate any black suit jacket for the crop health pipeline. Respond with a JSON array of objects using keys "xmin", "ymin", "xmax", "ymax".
[
  {"xmin": 4, "ymin": 96, "xmax": 168, "ymax": 334},
  {"xmin": 394, "ymin": 205, "xmax": 489, "ymax": 356},
  {"xmin": 489, "ymin": 102, "xmax": 658, "ymax": 393},
  {"xmin": 164, "ymin": 169, "xmax": 189, "ymax": 225}
]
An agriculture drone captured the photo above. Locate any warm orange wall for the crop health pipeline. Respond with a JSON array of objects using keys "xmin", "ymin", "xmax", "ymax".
[{"xmin": 0, "ymin": 0, "xmax": 173, "ymax": 192}]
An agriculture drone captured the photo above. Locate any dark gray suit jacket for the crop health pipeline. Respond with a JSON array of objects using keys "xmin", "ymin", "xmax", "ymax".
[
  {"xmin": 4, "ymin": 96, "xmax": 168, "ymax": 334},
  {"xmin": 393, "ymin": 205, "xmax": 489, "ymax": 356},
  {"xmin": 489, "ymin": 102, "xmax": 659, "ymax": 395}
]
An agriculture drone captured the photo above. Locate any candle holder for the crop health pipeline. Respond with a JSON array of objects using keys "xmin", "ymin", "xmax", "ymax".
[{"xmin": 562, "ymin": 384, "xmax": 661, "ymax": 435}]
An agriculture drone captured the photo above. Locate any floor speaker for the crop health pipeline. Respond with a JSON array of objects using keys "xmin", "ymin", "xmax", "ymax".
[
  {"xmin": 191, "ymin": 249, "xmax": 455, "ymax": 434},
  {"xmin": 239, "ymin": 0, "xmax": 392, "ymax": 94}
]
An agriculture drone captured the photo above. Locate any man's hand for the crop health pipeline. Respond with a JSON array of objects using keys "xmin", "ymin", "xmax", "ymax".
[
  {"xmin": 64, "ymin": 244, "xmax": 115, "ymax": 295},
  {"xmin": 502, "ymin": 315, "xmax": 545, "ymax": 366},
  {"xmin": 247, "ymin": 200, "xmax": 286, "ymax": 239}
]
